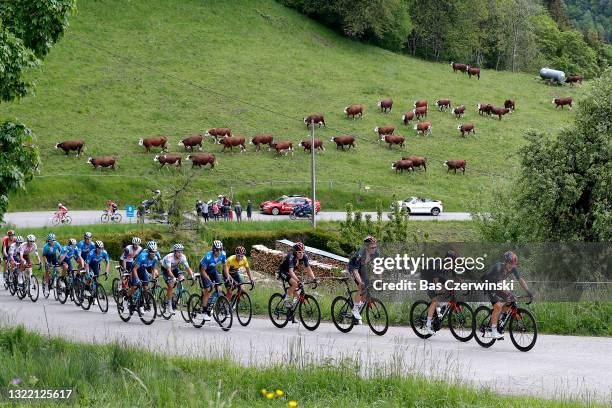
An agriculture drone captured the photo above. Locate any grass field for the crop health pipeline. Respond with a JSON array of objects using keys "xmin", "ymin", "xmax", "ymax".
[{"xmin": 0, "ymin": 0, "xmax": 585, "ymax": 212}]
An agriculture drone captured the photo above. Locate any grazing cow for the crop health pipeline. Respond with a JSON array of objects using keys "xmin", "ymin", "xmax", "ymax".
[
  {"xmin": 330, "ymin": 135, "xmax": 355, "ymax": 150},
  {"xmin": 271, "ymin": 141, "xmax": 293, "ymax": 157},
  {"xmin": 138, "ymin": 136, "xmax": 167, "ymax": 153},
  {"xmin": 413, "ymin": 99, "xmax": 428, "ymax": 108},
  {"xmin": 450, "ymin": 62, "xmax": 468, "ymax": 73},
  {"xmin": 218, "ymin": 135, "xmax": 246, "ymax": 153},
  {"xmin": 552, "ymin": 97, "xmax": 573, "ymax": 110},
  {"xmin": 187, "ymin": 153, "xmax": 216, "ymax": 169},
  {"xmin": 504, "ymin": 99, "xmax": 516, "ymax": 112},
  {"xmin": 402, "ymin": 111, "xmax": 415, "ymax": 125},
  {"xmin": 566, "ymin": 75, "xmax": 583, "ymax": 86},
  {"xmin": 392, "ymin": 159, "xmax": 413, "ymax": 173},
  {"xmin": 300, "ymin": 139, "xmax": 325, "ymax": 153},
  {"xmin": 87, "ymin": 156, "xmax": 116, "ymax": 170},
  {"xmin": 490, "ymin": 106, "xmax": 511, "ymax": 120},
  {"xmin": 55, "ymin": 140, "xmax": 85, "ymax": 157},
  {"xmin": 466, "ymin": 66, "xmax": 480, "ymax": 79},
  {"xmin": 381, "ymin": 135, "xmax": 405, "ymax": 149},
  {"xmin": 249, "ymin": 134, "xmax": 274, "ymax": 152},
  {"xmin": 304, "ymin": 114, "xmax": 325, "ymax": 127},
  {"xmin": 444, "ymin": 160, "xmax": 466, "ymax": 174},
  {"xmin": 344, "ymin": 104, "xmax": 363, "ymax": 119},
  {"xmin": 154, "ymin": 154, "xmax": 181, "ymax": 169},
  {"xmin": 374, "ymin": 126, "xmax": 395, "ymax": 137},
  {"xmin": 477, "ymin": 103, "xmax": 493, "ymax": 116},
  {"xmin": 435, "ymin": 99, "xmax": 451, "ymax": 111},
  {"xmin": 413, "ymin": 106, "xmax": 428, "ymax": 120},
  {"xmin": 378, "ymin": 99, "xmax": 393, "ymax": 113},
  {"xmin": 178, "ymin": 135, "xmax": 203, "ymax": 151},
  {"xmin": 205, "ymin": 128, "xmax": 232, "ymax": 142},
  {"xmin": 457, "ymin": 123, "xmax": 475, "ymax": 137},
  {"xmin": 414, "ymin": 121, "xmax": 432, "ymax": 135},
  {"xmin": 452, "ymin": 105, "xmax": 466, "ymax": 118},
  {"xmin": 401, "ymin": 156, "xmax": 427, "ymax": 171}
]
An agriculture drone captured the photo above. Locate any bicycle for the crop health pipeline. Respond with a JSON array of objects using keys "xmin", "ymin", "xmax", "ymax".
[
  {"xmin": 42, "ymin": 262, "xmax": 60, "ymax": 300},
  {"xmin": 56, "ymin": 267, "xmax": 84, "ymax": 305},
  {"xmin": 15, "ymin": 263, "xmax": 40, "ymax": 303},
  {"xmin": 116, "ymin": 276, "xmax": 158, "ymax": 325},
  {"xmin": 80, "ymin": 273, "xmax": 109, "ymax": 313},
  {"xmin": 158, "ymin": 273, "xmax": 194, "ymax": 322},
  {"xmin": 51, "ymin": 213, "xmax": 72, "ymax": 226},
  {"xmin": 100, "ymin": 210, "xmax": 122, "ymax": 224},
  {"xmin": 6, "ymin": 264, "xmax": 18, "ymax": 296},
  {"xmin": 330, "ymin": 277, "xmax": 389, "ymax": 336},
  {"xmin": 187, "ymin": 279, "xmax": 233, "ymax": 331},
  {"xmin": 473, "ymin": 296, "xmax": 537, "ymax": 352},
  {"xmin": 111, "ymin": 265, "xmax": 128, "ymax": 304},
  {"xmin": 228, "ymin": 281, "xmax": 254, "ymax": 327},
  {"xmin": 268, "ymin": 279, "xmax": 321, "ymax": 331},
  {"xmin": 409, "ymin": 291, "xmax": 474, "ymax": 342}
]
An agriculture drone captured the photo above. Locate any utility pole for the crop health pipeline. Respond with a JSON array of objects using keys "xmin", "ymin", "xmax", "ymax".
[{"xmin": 310, "ymin": 122, "xmax": 316, "ymax": 228}]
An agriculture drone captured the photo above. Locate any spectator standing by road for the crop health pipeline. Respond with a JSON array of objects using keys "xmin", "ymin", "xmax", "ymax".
[
  {"xmin": 201, "ymin": 200, "xmax": 209, "ymax": 223},
  {"xmin": 212, "ymin": 202, "xmax": 220, "ymax": 221},
  {"xmin": 247, "ymin": 200, "xmax": 253, "ymax": 221},
  {"xmin": 235, "ymin": 202, "xmax": 242, "ymax": 222}
]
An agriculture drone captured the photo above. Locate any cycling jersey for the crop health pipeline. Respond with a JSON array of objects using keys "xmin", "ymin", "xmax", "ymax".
[
  {"xmin": 485, "ymin": 262, "xmax": 521, "ymax": 283},
  {"xmin": 199, "ymin": 250, "xmax": 226, "ymax": 272},
  {"xmin": 162, "ymin": 252, "xmax": 190, "ymax": 270},
  {"xmin": 226, "ymin": 254, "xmax": 248, "ymax": 273},
  {"xmin": 8, "ymin": 243, "xmax": 20, "ymax": 262},
  {"xmin": 77, "ymin": 240, "xmax": 96, "ymax": 260},
  {"xmin": 17, "ymin": 242, "xmax": 38, "ymax": 257},
  {"xmin": 120, "ymin": 245, "xmax": 142, "ymax": 264},
  {"xmin": 43, "ymin": 242, "xmax": 62, "ymax": 263},
  {"xmin": 2, "ymin": 236, "xmax": 15, "ymax": 255},
  {"xmin": 60, "ymin": 245, "xmax": 81, "ymax": 263},
  {"xmin": 135, "ymin": 251, "xmax": 159, "ymax": 270},
  {"xmin": 278, "ymin": 252, "xmax": 309, "ymax": 281},
  {"xmin": 86, "ymin": 249, "xmax": 109, "ymax": 278}
]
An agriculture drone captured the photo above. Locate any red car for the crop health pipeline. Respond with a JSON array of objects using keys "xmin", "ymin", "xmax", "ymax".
[{"xmin": 260, "ymin": 195, "xmax": 321, "ymax": 216}]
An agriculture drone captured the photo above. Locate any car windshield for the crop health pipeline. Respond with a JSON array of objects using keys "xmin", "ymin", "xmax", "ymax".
[{"xmin": 275, "ymin": 196, "xmax": 288, "ymax": 202}]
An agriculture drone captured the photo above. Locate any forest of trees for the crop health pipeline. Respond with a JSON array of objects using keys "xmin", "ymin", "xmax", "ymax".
[
  {"xmin": 280, "ymin": 0, "xmax": 611, "ymax": 78},
  {"xmin": 564, "ymin": 0, "xmax": 612, "ymax": 43}
]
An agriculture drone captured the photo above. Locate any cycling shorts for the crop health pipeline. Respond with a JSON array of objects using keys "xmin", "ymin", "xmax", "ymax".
[
  {"xmin": 162, "ymin": 266, "xmax": 183, "ymax": 284},
  {"xmin": 200, "ymin": 268, "xmax": 221, "ymax": 289},
  {"xmin": 224, "ymin": 271, "xmax": 242, "ymax": 287}
]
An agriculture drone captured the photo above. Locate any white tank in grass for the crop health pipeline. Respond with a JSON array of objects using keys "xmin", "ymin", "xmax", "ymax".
[{"xmin": 539, "ymin": 68, "xmax": 566, "ymax": 83}]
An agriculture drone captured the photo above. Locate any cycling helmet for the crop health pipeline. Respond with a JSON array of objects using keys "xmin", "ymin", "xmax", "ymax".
[
  {"xmin": 26, "ymin": 234, "xmax": 36, "ymax": 242},
  {"xmin": 132, "ymin": 237, "xmax": 141, "ymax": 245},
  {"xmin": 69, "ymin": 238, "xmax": 77, "ymax": 246},
  {"xmin": 95, "ymin": 240, "xmax": 104, "ymax": 249},
  {"xmin": 147, "ymin": 241, "xmax": 157, "ymax": 251},
  {"xmin": 212, "ymin": 240, "xmax": 223, "ymax": 250},
  {"xmin": 16, "ymin": 236, "xmax": 24, "ymax": 244},
  {"xmin": 235, "ymin": 246, "xmax": 246, "ymax": 256},
  {"xmin": 503, "ymin": 251, "xmax": 518, "ymax": 266},
  {"xmin": 364, "ymin": 235, "xmax": 377, "ymax": 245},
  {"xmin": 58, "ymin": 203, "xmax": 63, "ymax": 208},
  {"xmin": 173, "ymin": 243, "xmax": 184, "ymax": 252},
  {"xmin": 7, "ymin": 230, "xmax": 15, "ymax": 236},
  {"xmin": 47, "ymin": 233, "xmax": 56, "ymax": 241},
  {"xmin": 293, "ymin": 241, "xmax": 305, "ymax": 252},
  {"xmin": 84, "ymin": 232, "xmax": 93, "ymax": 239}
]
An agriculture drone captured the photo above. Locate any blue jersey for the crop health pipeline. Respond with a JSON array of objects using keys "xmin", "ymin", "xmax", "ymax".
[
  {"xmin": 135, "ymin": 251, "xmax": 159, "ymax": 270},
  {"xmin": 43, "ymin": 241, "xmax": 62, "ymax": 261},
  {"xmin": 86, "ymin": 249, "xmax": 109, "ymax": 266},
  {"xmin": 78, "ymin": 240, "xmax": 96, "ymax": 260},
  {"xmin": 199, "ymin": 250, "xmax": 227, "ymax": 272},
  {"xmin": 60, "ymin": 245, "xmax": 81, "ymax": 261}
]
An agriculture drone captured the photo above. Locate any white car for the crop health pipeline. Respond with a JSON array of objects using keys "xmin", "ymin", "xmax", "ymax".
[{"xmin": 395, "ymin": 196, "xmax": 443, "ymax": 216}]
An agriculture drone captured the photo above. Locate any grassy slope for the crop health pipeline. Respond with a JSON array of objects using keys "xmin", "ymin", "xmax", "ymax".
[{"xmin": 1, "ymin": 0, "xmax": 584, "ymax": 212}]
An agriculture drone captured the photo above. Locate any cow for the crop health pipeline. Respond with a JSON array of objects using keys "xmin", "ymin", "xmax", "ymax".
[
  {"xmin": 138, "ymin": 136, "xmax": 167, "ymax": 153},
  {"xmin": 377, "ymin": 99, "xmax": 393, "ymax": 113},
  {"xmin": 344, "ymin": 104, "xmax": 363, "ymax": 119},
  {"xmin": 392, "ymin": 159, "xmax": 413, "ymax": 173},
  {"xmin": 413, "ymin": 99, "xmax": 428, "ymax": 108},
  {"xmin": 457, "ymin": 123, "xmax": 475, "ymax": 137},
  {"xmin": 271, "ymin": 141, "xmax": 293, "ymax": 157},
  {"xmin": 552, "ymin": 97, "xmax": 573, "ymax": 110},
  {"xmin": 374, "ymin": 126, "xmax": 395, "ymax": 137},
  {"xmin": 249, "ymin": 134, "xmax": 274, "ymax": 152},
  {"xmin": 300, "ymin": 139, "xmax": 325, "ymax": 153},
  {"xmin": 452, "ymin": 105, "xmax": 466, "ymax": 118},
  {"xmin": 218, "ymin": 135, "xmax": 246, "ymax": 153},
  {"xmin": 490, "ymin": 106, "xmax": 511, "ymax": 120},
  {"xmin": 477, "ymin": 103, "xmax": 493, "ymax": 116},
  {"xmin": 55, "ymin": 140, "xmax": 85, "ymax": 157},
  {"xmin": 413, "ymin": 106, "xmax": 428, "ymax": 120},
  {"xmin": 154, "ymin": 154, "xmax": 181, "ymax": 169},
  {"xmin": 444, "ymin": 160, "xmax": 466, "ymax": 174},
  {"xmin": 330, "ymin": 135, "xmax": 355, "ymax": 150},
  {"xmin": 87, "ymin": 156, "xmax": 116, "ymax": 170},
  {"xmin": 178, "ymin": 135, "xmax": 203, "ymax": 151},
  {"xmin": 187, "ymin": 153, "xmax": 216, "ymax": 169},
  {"xmin": 205, "ymin": 128, "xmax": 232, "ymax": 142},
  {"xmin": 434, "ymin": 99, "xmax": 451, "ymax": 112},
  {"xmin": 466, "ymin": 66, "xmax": 480, "ymax": 79},
  {"xmin": 414, "ymin": 121, "xmax": 432, "ymax": 135},
  {"xmin": 304, "ymin": 114, "xmax": 325, "ymax": 127},
  {"xmin": 401, "ymin": 156, "xmax": 427, "ymax": 171},
  {"xmin": 402, "ymin": 111, "xmax": 415, "ymax": 125},
  {"xmin": 504, "ymin": 99, "xmax": 516, "ymax": 112},
  {"xmin": 381, "ymin": 135, "xmax": 405, "ymax": 149},
  {"xmin": 566, "ymin": 75, "xmax": 583, "ymax": 86},
  {"xmin": 450, "ymin": 62, "xmax": 468, "ymax": 73}
]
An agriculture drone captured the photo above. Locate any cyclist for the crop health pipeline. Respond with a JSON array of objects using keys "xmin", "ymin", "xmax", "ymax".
[
  {"xmin": 58, "ymin": 238, "xmax": 83, "ymax": 278},
  {"xmin": 347, "ymin": 235, "xmax": 379, "ymax": 324},
  {"xmin": 83, "ymin": 241, "xmax": 110, "ymax": 299},
  {"xmin": 128, "ymin": 241, "xmax": 161, "ymax": 314},
  {"xmin": 198, "ymin": 240, "xmax": 228, "ymax": 321},
  {"xmin": 161, "ymin": 243, "xmax": 194, "ymax": 315},
  {"xmin": 56, "ymin": 203, "xmax": 68, "ymax": 221},
  {"xmin": 2, "ymin": 229, "xmax": 16, "ymax": 275},
  {"xmin": 106, "ymin": 199, "xmax": 118, "ymax": 215},
  {"xmin": 120, "ymin": 237, "xmax": 143, "ymax": 272},
  {"xmin": 7, "ymin": 236, "xmax": 24, "ymax": 271},
  {"xmin": 17, "ymin": 235, "xmax": 42, "ymax": 285},
  {"xmin": 42, "ymin": 233, "xmax": 62, "ymax": 292},
  {"xmin": 277, "ymin": 241, "xmax": 315, "ymax": 308},
  {"xmin": 485, "ymin": 251, "xmax": 534, "ymax": 339},
  {"xmin": 423, "ymin": 250, "xmax": 458, "ymax": 335},
  {"xmin": 224, "ymin": 245, "xmax": 255, "ymax": 300}
]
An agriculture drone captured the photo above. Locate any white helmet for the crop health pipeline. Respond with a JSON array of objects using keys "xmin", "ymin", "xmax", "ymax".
[
  {"xmin": 173, "ymin": 243, "xmax": 184, "ymax": 252},
  {"xmin": 132, "ymin": 237, "xmax": 141, "ymax": 245},
  {"xmin": 212, "ymin": 240, "xmax": 223, "ymax": 250},
  {"xmin": 95, "ymin": 240, "xmax": 104, "ymax": 249},
  {"xmin": 69, "ymin": 238, "xmax": 77, "ymax": 246},
  {"xmin": 84, "ymin": 232, "xmax": 93, "ymax": 239},
  {"xmin": 147, "ymin": 241, "xmax": 157, "ymax": 251},
  {"xmin": 26, "ymin": 234, "xmax": 36, "ymax": 242}
]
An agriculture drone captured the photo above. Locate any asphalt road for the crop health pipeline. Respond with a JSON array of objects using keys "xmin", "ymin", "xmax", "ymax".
[
  {"xmin": 2, "ymin": 210, "xmax": 473, "ymax": 228},
  {"xmin": 0, "ymin": 290, "xmax": 610, "ymax": 403}
]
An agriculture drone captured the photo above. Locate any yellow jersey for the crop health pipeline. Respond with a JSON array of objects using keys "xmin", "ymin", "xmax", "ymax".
[{"xmin": 226, "ymin": 254, "xmax": 249, "ymax": 272}]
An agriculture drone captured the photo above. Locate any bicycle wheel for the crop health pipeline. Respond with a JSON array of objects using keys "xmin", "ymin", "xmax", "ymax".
[
  {"xmin": 111, "ymin": 278, "xmax": 121, "ymax": 303},
  {"xmin": 100, "ymin": 214, "xmax": 109, "ymax": 223},
  {"xmin": 188, "ymin": 293, "xmax": 206, "ymax": 328},
  {"xmin": 8, "ymin": 272, "xmax": 17, "ymax": 296},
  {"xmin": 28, "ymin": 275, "xmax": 39, "ymax": 302},
  {"xmin": 298, "ymin": 294, "xmax": 321, "ymax": 331},
  {"xmin": 331, "ymin": 296, "xmax": 354, "ymax": 333},
  {"xmin": 81, "ymin": 292, "xmax": 92, "ymax": 310},
  {"xmin": 117, "ymin": 291, "xmax": 132, "ymax": 322},
  {"xmin": 64, "ymin": 216, "xmax": 72, "ymax": 225},
  {"xmin": 409, "ymin": 300, "xmax": 432, "ymax": 339},
  {"xmin": 42, "ymin": 276, "xmax": 50, "ymax": 299},
  {"xmin": 268, "ymin": 293, "xmax": 289, "ymax": 328},
  {"xmin": 366, "ymin": 298, "xmax": 388, "ymax": 336},
  {"xmin": 509, "ymin": 308, "xmax": 538, "ymax": 352},
  {"xmin": 51, "ymin": 216, "xmax": 60, "ymax": 226},
  {"xmin": 57, "ymin": 276, "xmax": 68, "ymax": 304},
  {"xmin": 16, "ymin": 274, "xmax": 27, "ymax": 300},
  {"xmin": 139, "ymin": 291, "xmax": 156, "ymax": 325},
  {"xmin": 72, "ymin": 279, "xmax": 83, "ymax": 306},
  {"xmin": 113, "ymin": 213, "xmax": 123, "ymax": 223},
  {"xmin": 177, "ymin": 291, "xmax": 190, "ymax": 323},
  {"xmin": 213, "ymin": 296, "xmax": 233, "ymax": 332},
  {"xmin": 448, "ymin": 302, "xmax": 474, "ymax": 342},
  {"xmin": 473, "ymin": 305, "xmax": 496, "ymax": 348},
  {"xmin": 157, "ymin": 289, "xmax": 171, "ymax": 320},
  {"xmin": 234, "ymin": 291, "xmax": 252, "ymax": 326},
  {"xmin": 3, "ymin": 273, "xmax": 8, "ymax": 290},
  {"xmin": 97, "ymin": 285, "xmax": 109, "ymax": 313}
]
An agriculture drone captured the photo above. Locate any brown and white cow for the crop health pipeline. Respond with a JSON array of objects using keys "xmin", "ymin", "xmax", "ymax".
[
  {"xmin": 378, "ymin": 99, "xmax": 393, "ymax": 113},
  {"xmin": 452, "ymin": 105, "xmax": 466, "ymax": 118},
  {"xmin": 444, "ymin": 160, "xmax": 466, "ymax": 174},
  {"xmin": 187, "ymin": 153, "xmax": 216, "ymax": 169},
  {"xmin": 402, "ymin": 111, "xmax": 415, "ymax": 125},
  {"xmin": 413, "ymin": 99, "xmax": 428, "ymax": 108},
  {"xmin": 330, "ymin": 135, "xmax": 355, "ymax": 150},
  {"xmin": 392, "ymin": 159, "xmax": 413, "ymax": 173},
  {"xmin": 434, "ymin": 99, "xmax": 451, "ymax": 111},
  {"xmin": 300, "ymin": 139, "xmax": 325, "ymax": 153},
  {"xmin": 457, "ymin": 123, "xmax": 475, "ymax": 137},
  {"xmin": 138, "ymin": 136, "xmax": 167, "ymax": 153},
  {"xmin": 466, "ymin": 66, "xmax": 480, "ymax": 79},
  {"xmin": 414, "ymin": 121, "xmax": 432, "ymax": 135},
  {"xmin": 178, "ymin": 135, "xmax": 203, "ymax": 151},
  {"xmin": 205, "ymin": 128, "xmax": 232, "ymax": 142},
  {"xmin": 380, "ymin": 135, "xmax": 405, "ymax": 148},
  {"xmin": 304, "ymin": 114, "xmax": 326, "ymax": 127},
  {"xmin": 401, "ymin": 156, "xmax": 427, "ymax": 171},
  {"xmin": 249, "ymin": 134, "xmax": 274, "ymax": 152},
  {"xmin": 344, "ymin": 104, "xmax": 363, "ymax": 119},
  {"xmin": 374, "ymin": 126, "xmax": 395, "ymax": 137},
  {"xmin": 87, "ymin": 156, "xmax": 116, "ymax": 170},
  {"xmin": 271, "ymin": 141, "xmax": 294, "ymax": 157},
  {"xmin": 56, "ymin": 140, "xmax": 85, "ymax": 157},
  {"xmin": 154, "ymin": 154, "xmax": 181, "ymax": 169},
  {"xmin": 413, "ymin": 106, "xmax": 428, "ymax": 120},
  {"xmin": 450, "ymin": 62, "xmax": 468, "ymax": 73},
  {"xmin": 477, "ymin": 103, "xmax": 493, "ymax": 116},
  {"xmin": 565, "ymin": 75, "xmax": 583, "ymax": 86},
  {"xmin": 218, "ymin": 135, "xmax": 246, "ymax": 153},
  {"xmin": 504, "ymin": 99, "xmax": 515, "ymax": 112},
  {"xmin": 490, "ymin": 106, "xmax": 511, "ymax": 120},
  {"xmin": 552, "ymin": 97, "xmax": 573, "ymax": 110}
]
